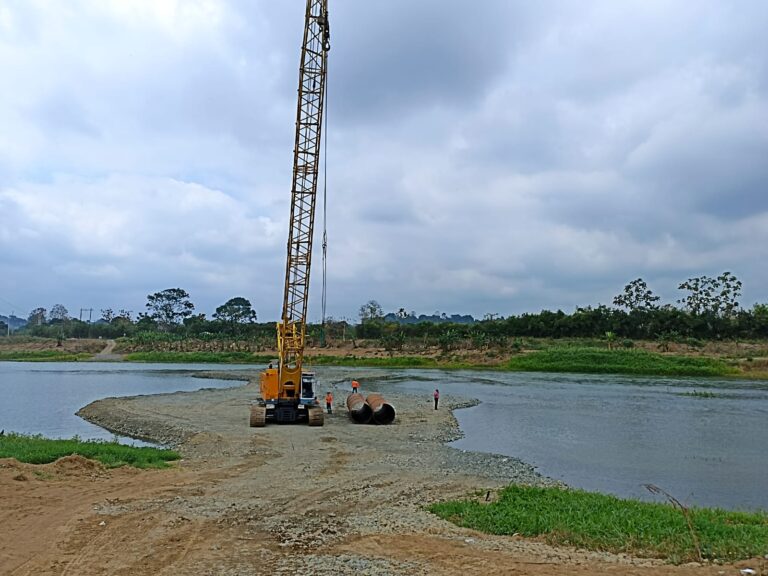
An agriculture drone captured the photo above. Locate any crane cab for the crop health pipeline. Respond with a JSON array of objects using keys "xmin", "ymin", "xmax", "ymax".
[{"xmin": 254, "ymin": 367, "xmax": 322, "ymax": 425}]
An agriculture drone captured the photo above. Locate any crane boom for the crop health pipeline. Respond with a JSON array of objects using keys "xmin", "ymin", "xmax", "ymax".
[
  {"xmin": 251, "ymin": 0, "xmax": 330, "ymax": 427},
  {"xmin": 279, "ymin": 0, "xmax": 330, "ymax": 378}
]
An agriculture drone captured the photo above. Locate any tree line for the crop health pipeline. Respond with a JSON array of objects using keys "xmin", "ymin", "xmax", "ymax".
[
  {"xmin": 357, "ymin": 273, "xmax": 768, "ymax": 343},
  {"xmin": 8, "ymin": 272, "xmax": 768, "ymax": 344}
]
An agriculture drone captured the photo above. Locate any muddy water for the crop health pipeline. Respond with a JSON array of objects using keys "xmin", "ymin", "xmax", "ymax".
[
  {"xmin": 373, "ymin": 369, "xmax": 768, "ymax": 512},
  {"xmin": 0, "ymin": 362, "xmax": 252, "ymax": 443}
]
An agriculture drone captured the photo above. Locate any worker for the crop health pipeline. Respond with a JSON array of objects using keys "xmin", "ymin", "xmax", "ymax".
[
  {"xmin": 351, "ymin": 379, "xmax": 360, "ymax": 394},
  {"xmin": 433, "ymin": 388, "xmax": 440, "ymax": 410},
  {"xmin": 325, "ymin": 391, "xmax": 333, "ymax": 414}
]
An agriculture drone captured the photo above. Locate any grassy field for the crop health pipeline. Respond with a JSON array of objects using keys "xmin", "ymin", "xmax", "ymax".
[
  {"xmin": 0, "ymin": 433, "xmax": 180, "ymax": 469},
  {"xmin": 430, "ymin": 485, "xmax": 768, "ymax": 564},
  {"xmin": 0, "ymin": 350, "xmax": 91, "ymax": 362},
  {"xmin": 506, "ymin": 347, "xmax": 737, "ymax": 377}
]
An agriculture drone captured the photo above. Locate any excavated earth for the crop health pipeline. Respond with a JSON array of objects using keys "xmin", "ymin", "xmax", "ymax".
[{"xmin": 0, "ymin": 372, "xmax": 759, "ymax": 575}]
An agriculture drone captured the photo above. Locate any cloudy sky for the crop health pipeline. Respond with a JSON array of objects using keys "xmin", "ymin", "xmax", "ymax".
[{"xmin": 1, "ymin": 0, "xmax": 766, "ymax": 323}]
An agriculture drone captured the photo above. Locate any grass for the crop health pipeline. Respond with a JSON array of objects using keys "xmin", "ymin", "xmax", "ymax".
[
  {"xmin": 124, "ymin": 351, "xmax": 274, "ymax": 364},
  {"xmin": 0, "ymin": 350, "xmax": 91, "ymax": 362},
  {"xmin": 107, "ymin": 344, "xmax": 749, "ymax": 378},
  {"xmin": 506, "ymin": 347, "xmax": 737, "ymax": 377},
  {"xmin": 430, "ymin": 485, "xmax": 768, "ymax": 564},
  {"xmin": 0, "ymin": 433, "xmax": 181, "ymax": 469}
]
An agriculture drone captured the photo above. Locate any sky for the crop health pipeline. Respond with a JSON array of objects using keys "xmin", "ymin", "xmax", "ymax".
[{"xmin": 1, "ymin": 0, "xmax": 767, "ymax": 323}]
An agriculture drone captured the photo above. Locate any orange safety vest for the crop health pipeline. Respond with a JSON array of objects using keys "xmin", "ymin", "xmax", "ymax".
[
  {"xmin": 352, "ymin": 380, "xmax": 359, "ymax": 389},
  {"xmin": 325, "ymin": 393, "xmax": 333, "ymax": 404}
]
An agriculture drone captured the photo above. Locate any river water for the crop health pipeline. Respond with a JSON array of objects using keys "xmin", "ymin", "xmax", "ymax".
[
  {"xmin": 374, "ymin": 369, "xmax": 768, "ymax": 512},
  {"xmin": 1, "ymin": 362, "xmax": 766, "ymax": 511},
  {"xmin": 0, "ymin": 362, "xmax": 250, "ymax": 444}
]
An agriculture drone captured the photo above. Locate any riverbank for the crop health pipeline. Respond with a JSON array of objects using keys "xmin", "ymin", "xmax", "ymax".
[
  {"xmin": 3, "ymin": 336, "xmax": 767, "ymax": 379},
  {"xmin": 1, "ymin": 373, "xmax": 760, "ymax": 574}
]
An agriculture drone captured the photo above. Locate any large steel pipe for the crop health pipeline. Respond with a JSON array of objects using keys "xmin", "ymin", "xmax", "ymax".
[
  {"xmin": 346, "ymin": 393, "xmax": 373, "ymax": 424},
  {"xmin": 366, "ymin": 393, "xmax": 396, "ymax": 425}
]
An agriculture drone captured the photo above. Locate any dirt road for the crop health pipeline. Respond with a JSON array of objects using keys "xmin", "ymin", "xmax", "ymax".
[{"xmin": 0, "ymin": 374, "xmax": 754, "ymax": 575}]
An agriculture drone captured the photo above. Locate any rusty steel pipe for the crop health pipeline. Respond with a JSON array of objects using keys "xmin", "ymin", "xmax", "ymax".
[
  {"xmin": 366, "ymin": 393, "xmax": 396, "ymax": 425},
  {"xmin": 346, "ymin": 393, "xmax": 372, "ymax": 424}
]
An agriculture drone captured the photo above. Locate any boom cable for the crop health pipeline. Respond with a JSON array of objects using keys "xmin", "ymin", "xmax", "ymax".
[{"xmin": 321, "ymin": 55, "xmax": 329, "ymax": 328}]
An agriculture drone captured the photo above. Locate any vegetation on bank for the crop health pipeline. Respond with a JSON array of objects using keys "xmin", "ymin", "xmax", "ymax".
[
  {"xmin": 506, "ymin": 348, "xmax": 737, "ymax": 377},
  {"xmin": 0, "ymin": 350, "xmax": 91, "ymax": 362},
  {"xmin": 0, "ymin": 433, "xmax": 180, "ymax": 469},
  {"xmin": 116, "ymin": 349, "xmax": 738, "ymax": 378},
  {"xmin": 430, "ymin": 485, "xmax": 768, "ymax": 564},
  {"xmin": 1, "ymin": 343, "xmax": 755, "ymax": 379},
  {"xmin": 123, "ymin": 351, "xmax": 273, "ymax": 364}
]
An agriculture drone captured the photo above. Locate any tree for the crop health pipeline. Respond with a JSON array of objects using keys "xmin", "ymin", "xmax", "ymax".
[
  {"xmin": 358, "ymin": 300, "xmax": 383, "ymax": 323},
  {"xmin": 117, "ymin": 309, "xmax": 133, "ymax": 321},
  {"xmin": 28, "ymin": 307, "xmax": 47, "ymax": 326},
  {"xmin": 49, "ymin": 304, "xmax": 69, "ymax": 322},
  {"xmin": 677, "ymin": 272, "xmax": 741, "ymax": 317},
  {"xmin": 145, "ymin": 288, "xmax": 195, "ymax": 329},
  {"xmin": 101, "ymin": 308, "xmax": 115, "ymax": 323},
  {"xmin": 213, "ymin": 297, "xmax": 257, "ymax": 334},
  {"xmin": 613, "ymin": 278, "xmax": 660, "ymax": 312}
]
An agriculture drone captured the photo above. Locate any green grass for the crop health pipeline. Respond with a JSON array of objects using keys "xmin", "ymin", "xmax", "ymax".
[
  {"xmin": 124, "ymin": 351, "xmax": 273, "ymax": 364},
  {"xmin": 0, "ymin": 433, "xmax": 180, "ymax": 469},
  {"xmin": 507, "ymin": 347, "xmax": 736, "ymax": 377},
  {"xmin": 0, "ymin": 350, "xmax": 91, "ymax": 362},
  {"xmin": 430, "ymin": 485, "xmax": 768, "ymax": 564}
]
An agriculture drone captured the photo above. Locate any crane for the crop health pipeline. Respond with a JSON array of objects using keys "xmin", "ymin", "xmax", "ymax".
[{"xmin": 250, "ymin": 0, "xmax": 330, "ymax": 427}]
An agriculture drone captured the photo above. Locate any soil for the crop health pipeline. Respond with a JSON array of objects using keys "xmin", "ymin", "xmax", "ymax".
[{"xmin": 2, "ymin": 372, "xmax": 763, "ymax": 575}]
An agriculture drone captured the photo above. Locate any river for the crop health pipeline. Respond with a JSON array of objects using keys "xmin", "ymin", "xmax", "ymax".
[
  {"xmin": 0, "ymin": 362, "xmax": 251, "ymax": 444},
  {"xmin": 1, "ymin": 362, "xmax": 766, "ymax": 511},
  {"xmin": 373, "ymin": 369, "xmax": 768, "ymax": 512}
]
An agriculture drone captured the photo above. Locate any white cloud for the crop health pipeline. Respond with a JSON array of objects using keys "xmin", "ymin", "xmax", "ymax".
[{"xmin": 1, "ymin": 0, "xmax": 767, "ymax": 320}]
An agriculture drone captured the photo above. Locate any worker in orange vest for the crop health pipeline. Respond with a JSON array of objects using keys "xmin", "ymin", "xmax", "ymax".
[
  {"xmin": 325, "ymin": 391, "xmax": 333, "ymax": 414},
  {"xmin": 351, "ymin": 380, "xmax": 360, "ymax": 394}
]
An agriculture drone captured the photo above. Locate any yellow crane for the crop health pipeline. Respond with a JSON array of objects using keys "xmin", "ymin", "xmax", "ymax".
[{"xmin": 250, "ymin": 0, "xmax": 330, "ymax": 427}]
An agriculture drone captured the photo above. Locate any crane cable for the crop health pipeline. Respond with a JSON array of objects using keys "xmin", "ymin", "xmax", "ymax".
[{"xmin": 321, "ymin": 42, "xmax": 329, "ymax": 329}]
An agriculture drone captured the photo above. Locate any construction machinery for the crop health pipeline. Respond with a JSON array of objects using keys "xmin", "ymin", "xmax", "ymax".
[{"xmin": 250, "ymin": 0, "xmax": 330, "ymax": 428}]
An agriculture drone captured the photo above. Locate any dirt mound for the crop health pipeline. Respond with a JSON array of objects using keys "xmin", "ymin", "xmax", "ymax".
[
  {"xmin": 51, "ymin": 454, "xmax": 107, "ymax": 477},
  {"xmin": 0, "ymin": 457, "xmax": 24, "ymax": 470}
]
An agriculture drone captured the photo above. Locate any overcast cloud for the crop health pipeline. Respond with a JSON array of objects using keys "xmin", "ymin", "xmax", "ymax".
[{"xmin": 1, "ymin": 0, "xmax": 766, "ymax": 322}]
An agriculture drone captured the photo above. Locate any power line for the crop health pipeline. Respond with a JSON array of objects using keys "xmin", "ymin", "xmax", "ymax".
[{"xmin": 0, "ymin": 295, "xmax": 25, "ymax": 315}]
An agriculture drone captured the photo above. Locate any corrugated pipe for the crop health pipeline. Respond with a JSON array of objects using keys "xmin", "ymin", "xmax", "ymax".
[{"xmin": 346, "ymin": 392, "xmax": 372, "ymax": 424}]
